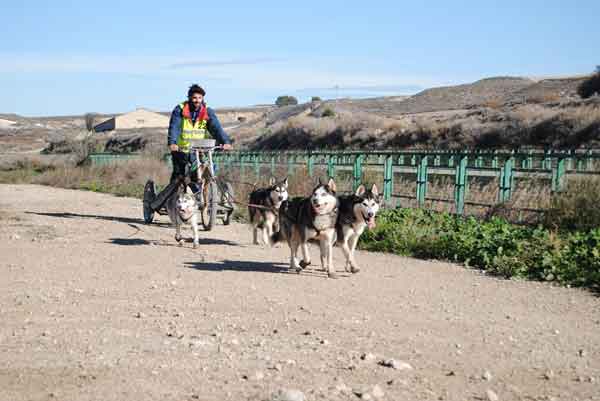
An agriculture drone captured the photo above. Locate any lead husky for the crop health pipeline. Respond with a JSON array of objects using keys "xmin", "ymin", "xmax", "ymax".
[
  {"xmin": 336, "ymin": 184, "xmax": 380, "ymax": 273},
  {"xmin": 166, "ymin": 183, "xmax": 200, "ymax": 248},
  {"xmin": 248, "ymin": 177, "xmax": 288, "ymax": 246},
  {"xmin": 272, "ymin": 178, "xmax": 340, "ymax": 278}
]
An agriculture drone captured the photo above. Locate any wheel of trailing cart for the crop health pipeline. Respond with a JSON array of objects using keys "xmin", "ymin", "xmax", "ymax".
[
  {"xmin": 201, "ymin": 180, "xmax": 218, "ymax": 231},
  {"xmin": 221, "ymin": 181, "xmax": 235, "ymax": 225},
  {"xmin": 143, "ymin": 180, "xmax": 157, "ymax": 224}
]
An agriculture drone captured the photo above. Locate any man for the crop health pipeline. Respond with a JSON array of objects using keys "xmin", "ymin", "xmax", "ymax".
[
  {"xmin": 168, "ymin": 84, "xmax": 232, "ymax": 184},
  {"xmin": 150, "ymin": 84, "xmax": 232, "ymax": 209}
]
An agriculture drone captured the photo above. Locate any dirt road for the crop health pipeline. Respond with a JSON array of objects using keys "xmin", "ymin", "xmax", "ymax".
[{"xmin": 1, "ymin": 184, "xmax": 599, "ymax": 401}]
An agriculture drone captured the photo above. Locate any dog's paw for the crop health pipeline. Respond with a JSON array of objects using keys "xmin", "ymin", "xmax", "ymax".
[
  {"xmin": 193, "ymin": 242, "xmax": 198, "ymax": 249},
  {"xmin": 299, "ymin": 260, "xmax": 311, "ymax": 269},
  {"xmin": 327, "ymin": 271, "xmax": 339, "ymax": 279},
  {"xmin": 350, "ymin": 264, "xmax": 361, "ymax": 274}
]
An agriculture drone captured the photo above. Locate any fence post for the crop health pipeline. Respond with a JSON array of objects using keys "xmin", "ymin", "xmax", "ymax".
[
  {"xmin": 543, "ymin": 149, "xmax": 552, "ymax": 170},
  {"xmin": 586, "ymin": 149, "xmax": 593, "ymax": 171},
  {"xmin": 475, "ymin": 152, "xmax": 484, "ymax": 168},
  {"xmin": 416, "ymin": 155, "xmax": 428, "ymax": 208},
  {"xmin": 327, "ymin": 154, "xmax": 336, "ymax": 178},
  {"xmin": 448, "ymin": 154, "xmax": 455, "ymax": 168},
  {"xmin": 307, "ymin": 153, "xmax": 315, "ymax": 177},
  {"xmin": 253, "ymin": 154, "xmax": 260, "ymax": 177},
  {"xmin": 552, "ymin": 157, "xmax": 566, "ymax": 192},
  {"xmin": 499, "ymin": 154, "xmax": 515, "ymax": 203},
  {"xmin": 492, "ymin": 150, "xmax": 499, "ymax": 169},
  {"xmin": 454, "ymin": 154, "xmax": 468, "ymax": 215},
  {"xmin": 287, "ymin": 154, "xmax": 294, "ymax": 176},
  {"xmin": 270, "ymin": 154, "xmax": 276, "ymax": 176},
  {"xmin": 383, "ymin": 154, "xmax": 393, "ymax": 202},
  {"xmin": 353, "ymin": 154, "xmax": 364, "ymax": 192},
  {"xmin": 566, "ymin": 150, "xmax": 573, "ymax": 171}
]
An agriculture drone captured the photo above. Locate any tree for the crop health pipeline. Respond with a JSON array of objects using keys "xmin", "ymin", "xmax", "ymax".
[
  {"xmin": 275, "ymin": 96, "xmax": 298, "ymax": 107},
  {"xmin": 577, "ymin": 69, "xmax": 600, "ymax": 99},
  {"xmin": 311, "ymin": 96, "xmax": 322, "ymax": 102}
]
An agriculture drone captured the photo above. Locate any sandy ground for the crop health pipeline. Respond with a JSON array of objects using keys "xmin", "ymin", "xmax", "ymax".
[{"xmin": 0, "ymin": 184, "xmax": 599, "ymax": 401}]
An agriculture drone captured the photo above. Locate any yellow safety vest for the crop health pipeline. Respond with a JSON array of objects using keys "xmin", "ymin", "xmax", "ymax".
[{"xmin": 177, "ymin": 101, "xmax": 209, "ymax": 152}]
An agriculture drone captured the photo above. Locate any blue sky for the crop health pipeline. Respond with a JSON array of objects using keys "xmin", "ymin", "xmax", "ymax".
[{"xmin": 1, "ymin": 0, "xmax": 598, "ymax": 116}]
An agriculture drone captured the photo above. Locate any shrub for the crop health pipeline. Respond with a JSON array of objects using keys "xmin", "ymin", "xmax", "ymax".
[
  {"xmin": 311, "ymin": 96, "xmax": 322, "ymax": 102},
  {"xmin": 543, "ymin": 176, "xmax": 600, "ymax": 231},
  {"xmin": 275, "ymin": 96, "xmax": 298, "ymax": 107},
  {"xmin": 359, "ymin": 208, "xmax": 600, "ymax": 289},
  {"xmin": 577, "ymin": 71, "xmax": 600, "ymax": 99},
  {"xmin": 321, "ymin": 107, "xmax": 335, "ymax": 117}
]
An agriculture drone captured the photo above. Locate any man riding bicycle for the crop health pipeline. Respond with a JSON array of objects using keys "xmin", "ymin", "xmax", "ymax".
[{"xmin": 150, "ymin": 84, "xmax": 232, "ymax": 209}]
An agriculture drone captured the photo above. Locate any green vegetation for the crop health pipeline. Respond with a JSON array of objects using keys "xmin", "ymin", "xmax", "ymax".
[
  {"xmin": 321, "ymin": 107, "xmax": 335, "ymax": 117},
  {"xmin": 577, "ymin": 69, "xmax": 600, "ymax": 99},
  {"xmin": 360, "ymin": 208, "xmax": 600, "ymax": 289},
  {"xmin": 275, "ymin": 95, "xmax": 299, "ymax": 107}
]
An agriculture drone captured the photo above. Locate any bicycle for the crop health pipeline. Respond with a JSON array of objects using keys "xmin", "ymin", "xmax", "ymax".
[{"xmin": 143, "ymin": 138, "xmax": 235, "ymax": 230}]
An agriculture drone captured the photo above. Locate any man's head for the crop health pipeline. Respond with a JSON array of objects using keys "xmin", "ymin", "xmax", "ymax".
[{"xmin": 187, "ymin": 84, "xmax": 206, "ymax": 110}]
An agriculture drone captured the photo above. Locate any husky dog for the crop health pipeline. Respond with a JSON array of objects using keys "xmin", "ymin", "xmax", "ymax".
[
  {"xmin": 272, "ymin": 178, "xmax": 340, "ymax": 278},
  {"xmin": 336, "ymin": 184, "xmax": 380, "ymax": 273},
  {"xmin": 166, "ymin": 183, "xmax": 200, "ymax": 248},
  {"xmin": 248, "ymin": 177, "xmax": 288, "ymax": 245}
]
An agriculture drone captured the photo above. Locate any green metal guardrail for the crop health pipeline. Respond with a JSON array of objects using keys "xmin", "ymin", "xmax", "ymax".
[{"xmin": 88, "ymin": 149, "xmax": 600, "ymax": 215}]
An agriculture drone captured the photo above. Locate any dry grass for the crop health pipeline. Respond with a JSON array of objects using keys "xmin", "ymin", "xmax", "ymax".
[
  {"xmin": 245, "ymin": 99, "xmax": 600, "ymax": 150},
  {"xmin": 2, "ymin": 156, "xmax": 596, "ymax": 228},
  {"xmin": 544, "ymin": 176, "xmax": 600, "ymax": 231}
]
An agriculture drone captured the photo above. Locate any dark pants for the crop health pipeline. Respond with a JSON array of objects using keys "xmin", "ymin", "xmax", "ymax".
[
  {"xmin": 150, "ymin": 151, "xmax": 200, "ymax": 210},
  {"xmin": 170, "ymin": 151, "xmax": 200, "ymax": 189}
]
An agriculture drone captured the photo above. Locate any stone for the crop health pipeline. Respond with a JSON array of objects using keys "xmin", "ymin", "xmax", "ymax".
[
  {"xmin": 486, "ymin": 389, "xmax": 499, "ymax": 401},
  {"xmin": 272, "ymin": 389, "xmax": 305, "ymax": 401},
  {"xmin": 361, "ymin": 352, "xmax": 377, "ymax": 362},
  {"xmin": 379, "ymin": 359, "xmax": 413, "ymax": 370},
  {"xmin": 372, "ymin": 385, "xmax": 385, "ymax": 399}
]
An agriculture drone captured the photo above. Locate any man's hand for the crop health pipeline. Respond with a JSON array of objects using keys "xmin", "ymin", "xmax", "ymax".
[
  {"xmin": 169, "ymin": 144, "xmax": 179, "ymax": 152},
  {"xmin": 222, "ymin": 144, "xmax": 233, "ymax": 151}
]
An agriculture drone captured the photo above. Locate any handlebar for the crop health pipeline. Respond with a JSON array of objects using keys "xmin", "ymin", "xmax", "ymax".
[{"xmin": 189, "ymin": 144, "xmax": 225, "ymax": 152}]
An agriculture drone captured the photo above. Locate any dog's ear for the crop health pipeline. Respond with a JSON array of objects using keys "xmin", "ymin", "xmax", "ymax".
[
  {"xmin": 317, "ymin": 176, "xmax": 324, "ymax": 186},
  {"xmin": 282, "ymin": 177, "xmax": 288, "ymax": 188},
  {"xmin": 371, "ymin": 184, "xmax": 379, "ymax": 198},
  {"xmin": 355, "ymin": 185, "xmax": 366, "ymax": 196},
  {"xmin": 185, "ymin": 185, "xmax": 193, "ymax": 195},
  {"xmin": 327, "ymin": 178, "xmax": 337, "ymax": 193},
  {"xmin": 269, "ymin": 177, "xmax": 276, "ymax": 186}
]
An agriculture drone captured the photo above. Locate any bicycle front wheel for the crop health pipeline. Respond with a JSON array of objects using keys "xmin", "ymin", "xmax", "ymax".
[{"xmin": 201, "ymin": 180, "xmax": 218, "ymax": 231}]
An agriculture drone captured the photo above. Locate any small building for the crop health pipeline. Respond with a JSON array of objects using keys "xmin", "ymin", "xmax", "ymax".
[{"xmin": 94, "ymin": 108, "xmax": 169, "ymax": 132}]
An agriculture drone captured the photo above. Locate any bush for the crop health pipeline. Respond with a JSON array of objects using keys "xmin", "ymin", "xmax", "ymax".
[
  {"xmin": 321, "ymin": 108, "xmax": 335, "ymax": 117},
  {"xmin": 311, "ymin": 96, "xmax": 322, "ymax": 102},
  {"xmin": 275, "ymin": 96, "xmax": 298, "ymax": 107},
  {"xmin": 544, "ymin": 176, "xmax": 600, "ymax": 231},
  {"xmin": 577, "ymin": 72, "xmax": 600, "ymax": 99},
  {"xmin": 359, "ymin": 208, "xmax": 600, "ymax": 289}
]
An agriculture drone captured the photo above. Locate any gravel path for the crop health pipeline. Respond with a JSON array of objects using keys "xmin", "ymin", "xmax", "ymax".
[{"xmin": 1, "ymin": 184, "xmax": 598, "ymax": 401}]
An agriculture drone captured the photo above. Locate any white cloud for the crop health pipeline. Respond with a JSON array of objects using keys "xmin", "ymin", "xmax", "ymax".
[{"xmin": 0, "ymin": 53, "xmax": 446, "ymax": 93}]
